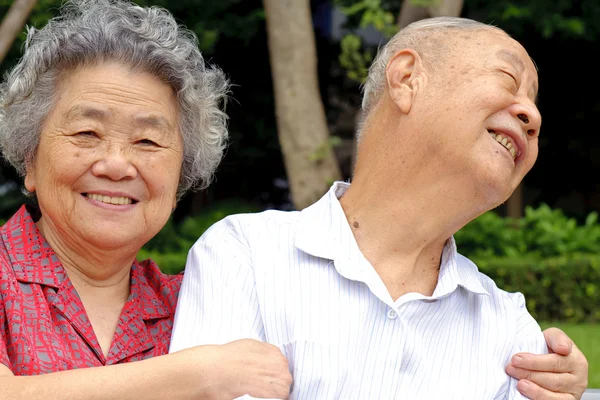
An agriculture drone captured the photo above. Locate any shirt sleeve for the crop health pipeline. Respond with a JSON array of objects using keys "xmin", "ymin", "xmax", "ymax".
[
  {"xmin": 169, "ymin": 216, "xmax": 265, "ymax": 353},
  {"xmin": 504, "ymin": 292, "xmax": 548, "ymax": 400}
]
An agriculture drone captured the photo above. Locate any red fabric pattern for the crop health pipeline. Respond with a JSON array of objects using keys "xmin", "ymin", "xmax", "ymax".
[{"xmin": 0, "ymin": 205, "xmax": 183, "ymax": 374}]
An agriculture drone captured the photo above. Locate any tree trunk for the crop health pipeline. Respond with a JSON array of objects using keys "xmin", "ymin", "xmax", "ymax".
[
  {"xmin": 398, "ymin": 0, "xmax": 463, "ymax": 29},
  {"xmin": 507, "ymin": 183, "xmax": 523, "ymax": 219},
  {"xmin": 0, "ymin": 0, "xmax": 38, "ymax": 64},
  {"xmin": 398, "ymin": 0, "xmax": 429, "ymax": 29},
  {"xmin": 263, "ymin": 0, "xmax": 341, "ymax": 210},
  {"xmin": 428, "ymin": 0, "xmax": 464, "ymax": 18}
]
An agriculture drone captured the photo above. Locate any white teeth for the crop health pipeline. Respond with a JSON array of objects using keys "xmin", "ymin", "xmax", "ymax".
[
  {"xmin": 86, "ymin": 193, "xmax": 133, "ymax": 205},
  {"xmin": 488, "ymin": 130, "xmax": 518, "ymax": 160}
]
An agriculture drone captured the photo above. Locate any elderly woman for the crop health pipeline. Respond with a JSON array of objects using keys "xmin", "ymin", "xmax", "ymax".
[
  {"xmin": 0, "ymin": 0, "xmax": 588, "ymax": 399},
  {"xmin": 0, "ymin": 0, "xmax": 291, "ymax": 398}
]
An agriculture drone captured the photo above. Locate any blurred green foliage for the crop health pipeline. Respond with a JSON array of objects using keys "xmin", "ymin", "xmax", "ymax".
[
  {"xmin": 0, "ymin": 0, "xmax": 264, "ymax": 56},
  {"xmin": 335, "ymin": 0, "xmax": 396, "ymax": 82},
  {"xmin": 475, "ymin": 254, "xmax": 600, "ymax": 323},
  {"xmin": 455, "ymin": 204, "xmax": 600, "ymax": 258},
  {"xmin": 454, "ymin": 205, "xmax": 600, "ymax": 323},
  {"xmin": 334, "ymin": 0, "xmax": 600, "ymax": 83}
]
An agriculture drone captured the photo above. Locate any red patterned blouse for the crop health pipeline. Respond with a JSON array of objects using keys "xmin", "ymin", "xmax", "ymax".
[{"xmin": 0, "ymin": 205, "xmax": 183, "ymax": 374}]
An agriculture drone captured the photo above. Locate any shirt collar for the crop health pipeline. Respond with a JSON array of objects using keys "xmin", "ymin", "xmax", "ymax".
[
  {"xmin": 295, "ymin": 181, "xmax": 489, "ymax": 299},
  {"xmin": 130, "ymin": 259, "xmax": 171, "ymax": 320},
  {"xmin": 295, "ymin": 182, "xmax": 350, "ymax": 262},
  {"xmin": 433, "ymin": 237, "xmax": 489, "ymax": 298},
  {"xmin": 2, "ymin": 205, "xmax": 67, "ymax": 288}
]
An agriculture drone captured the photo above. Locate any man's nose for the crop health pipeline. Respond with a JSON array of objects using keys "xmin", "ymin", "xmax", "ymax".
[{"xmin": 510, "ymin": 102, "xmax": 541, "ymax": 138}]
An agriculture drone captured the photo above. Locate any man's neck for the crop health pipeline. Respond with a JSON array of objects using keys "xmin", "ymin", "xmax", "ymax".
[{"xmin": 339, "ymin": 171, "xmax": 485, "ymax": 300}]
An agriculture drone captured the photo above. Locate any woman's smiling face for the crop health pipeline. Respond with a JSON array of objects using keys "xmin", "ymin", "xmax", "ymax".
[{"xmin": 26, "ymin": 61, "xmax": 184, "ymax": 251}]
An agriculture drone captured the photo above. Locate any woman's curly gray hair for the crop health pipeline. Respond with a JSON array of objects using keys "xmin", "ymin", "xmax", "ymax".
[{"xmin": 0, "ymin": 0, "xmax": 229, "ymax": 197}]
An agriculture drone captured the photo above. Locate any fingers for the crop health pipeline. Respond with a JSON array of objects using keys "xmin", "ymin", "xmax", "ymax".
[
  {"xmin": 510, "ymin": 353, "xmax": 570, "ymax": 373},
  {"xmin": 251, "ymin": 377, "xmax": 291, "ymax": 399},
  {"xmin": 507, "ymin": 345, "xmax": 589, "ymax": 400},
  {"xmin": 506, "ymin": 364, "xmax": 575, "ymax": 393},
  {"xmin": 234, "ymin": 339, "xmax": 293, "ymax": 399},
  {"xmin": 515, "ymin": 379, "xmax": 576, "ymax": 400},
  {"xmin": 542, "ymin": 328, "xmax": 573, "ymax": 356}
]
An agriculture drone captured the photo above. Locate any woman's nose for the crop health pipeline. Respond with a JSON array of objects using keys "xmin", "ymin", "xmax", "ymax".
[{"xmin": 91, "ymin": 145, "xmax": 137, "ymax": 181}]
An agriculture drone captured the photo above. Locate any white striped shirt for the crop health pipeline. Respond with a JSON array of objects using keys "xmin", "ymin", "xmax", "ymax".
[{"xmin": 170, "ymin": 182, "xmax": 547, "ymax": 400}]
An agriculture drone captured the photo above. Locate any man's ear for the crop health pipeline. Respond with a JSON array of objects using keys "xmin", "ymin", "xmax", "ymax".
[{"xmin": 385, "ymin": 48, "xmax": 425, "ymax": 114}]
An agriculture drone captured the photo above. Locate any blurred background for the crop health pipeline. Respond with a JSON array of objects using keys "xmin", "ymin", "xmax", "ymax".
[{"xmin": 1, "ymin": 0, "xmax": 598, "ymax": 386}]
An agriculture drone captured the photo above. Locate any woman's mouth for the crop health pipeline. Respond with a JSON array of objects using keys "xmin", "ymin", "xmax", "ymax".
[{"xmin": 83, "ymin": 193, "xmax": 137, "ymax": 205}]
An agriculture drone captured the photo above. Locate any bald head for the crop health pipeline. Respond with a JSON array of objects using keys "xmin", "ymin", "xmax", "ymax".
[{"xmin": 360, "ymin": 17, "xmax": 505, "ymax": 122}]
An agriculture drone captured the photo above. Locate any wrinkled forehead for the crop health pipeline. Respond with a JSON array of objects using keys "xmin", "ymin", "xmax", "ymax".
[
  {"xmin": 458, "ymin": 29, "xmax": 538, "ymax": 81},
  {"xmin": 479, "ymin": 30, "xmax": 536, "ymax": 69}
]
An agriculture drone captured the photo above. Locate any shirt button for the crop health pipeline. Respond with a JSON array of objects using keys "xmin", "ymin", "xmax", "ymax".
[{"xmin": 387, "ymin": 309, "xmax": 398, "ymax": 319}]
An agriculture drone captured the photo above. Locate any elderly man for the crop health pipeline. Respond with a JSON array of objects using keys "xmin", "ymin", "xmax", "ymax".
[{"xmin": 170, "ymin": 17, "xmax": 588, "ymax": 399}]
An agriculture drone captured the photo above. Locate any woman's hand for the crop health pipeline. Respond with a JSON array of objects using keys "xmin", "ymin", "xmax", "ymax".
[
  {"xmin": 506, "ymin": 328, "xmax": 589, "ymax": 399},
  {"xmin": 0, "ymin": 339, "xmax": 292, "ymax": 400},
  {"xmin": 194, "ymin": 339, "xmax": 293, "ymax": 399}
]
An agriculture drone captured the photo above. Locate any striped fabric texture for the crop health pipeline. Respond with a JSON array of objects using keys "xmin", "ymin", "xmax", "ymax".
[{"xmin": 170, "ymin": 182, "xmax": 547, "ymax": 400}]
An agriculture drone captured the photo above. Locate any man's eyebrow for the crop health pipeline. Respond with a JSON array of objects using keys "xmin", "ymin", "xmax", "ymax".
[{"xmin": 497, "ymin": 49, "xmax": 525, "ymax": 71}]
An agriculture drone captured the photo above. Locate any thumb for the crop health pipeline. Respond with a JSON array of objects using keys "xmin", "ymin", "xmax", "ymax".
[{"xmin": 543, "ymin": 327, "xmax": 573, "ymax": 356}]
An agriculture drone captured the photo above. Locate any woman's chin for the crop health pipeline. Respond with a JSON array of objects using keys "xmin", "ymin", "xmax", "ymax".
[{"xmin": 78, "ymin": 228, "xmax": 147, "ymax": 253}]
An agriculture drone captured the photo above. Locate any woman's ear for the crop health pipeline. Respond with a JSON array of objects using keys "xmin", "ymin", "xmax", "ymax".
[{"xmin": 24, "ymin": 163, "xmax": 36, "ymax": 193}]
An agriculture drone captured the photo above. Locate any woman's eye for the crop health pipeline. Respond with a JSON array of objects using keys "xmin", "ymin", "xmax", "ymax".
[
  {"xmin": 138, "ymin": 139, "xmax": 159, "ymax": 146},
  {"xmin": 77, "ymin": 131, "xmax": 97, "ymax": 137}
]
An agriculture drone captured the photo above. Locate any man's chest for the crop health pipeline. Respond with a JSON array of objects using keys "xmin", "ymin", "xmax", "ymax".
[{"xmin": 253, "ymin": 262, "xmax": 515, "ymax": 399}]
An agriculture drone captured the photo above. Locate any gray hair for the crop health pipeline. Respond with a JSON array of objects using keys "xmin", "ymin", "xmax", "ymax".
[
  {"xmin": 0, "ymin": 0, "xmax": 230, "ymax": 197},
  {"xmin": 361, "ymin": 17, "xmax": 503, "ymax": 120}
]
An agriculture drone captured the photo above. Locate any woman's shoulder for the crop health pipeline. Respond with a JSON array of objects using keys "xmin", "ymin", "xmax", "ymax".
[
  {"xmin": 0, "ymin": 206, "xmax": 34, "ymax": 274},
  {"xmin": 134, "ymin": 258, "xmax": 183, "ymax": 311}
]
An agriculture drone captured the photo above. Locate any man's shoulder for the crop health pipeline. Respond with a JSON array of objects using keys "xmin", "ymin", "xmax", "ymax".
[
  {"xmin": 135, "ymin": 259, "xmax": 183, "ymax": 312},
  {"xmin": 455, "ymin": 252, "xmax": 526, "ymax": 307},
  {"xmin": 224, "ymin": 208, "xmax": 301, "ymax": 227},
  {"xmin": 202, "ymin": 209, "xmax": 302, "ymax": 242},
  {"xmin": 186, "ymin": 209, "xmax": 303, "ymax": 272}
]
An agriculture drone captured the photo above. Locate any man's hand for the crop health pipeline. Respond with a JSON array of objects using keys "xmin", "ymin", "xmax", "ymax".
[
  {"xmin": 506, "ymin": 327, "xmax": 588, "ymax": 399},
  {"xmin": 205, "ymin": 339, "xmax": 293, "ymax": 399}
]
